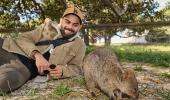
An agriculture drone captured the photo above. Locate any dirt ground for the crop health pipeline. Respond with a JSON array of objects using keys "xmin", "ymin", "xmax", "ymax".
[{"xmin": 1, "ymin": 62, "xmax": 170, "ymax": 100}]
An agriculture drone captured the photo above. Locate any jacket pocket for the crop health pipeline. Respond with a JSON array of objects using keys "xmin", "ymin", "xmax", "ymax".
[{"xmin": 63, "ymin": 46, "xmax": 76, "ymax": 64}]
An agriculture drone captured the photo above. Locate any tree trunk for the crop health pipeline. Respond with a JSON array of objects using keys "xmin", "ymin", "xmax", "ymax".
[
  {"xmin": 82, "ymin": 29, "xmax": 89, "ymax": 46},
  {"xmin": 104, "ymin": 35, "xmax": 111, "ymax": 45}
]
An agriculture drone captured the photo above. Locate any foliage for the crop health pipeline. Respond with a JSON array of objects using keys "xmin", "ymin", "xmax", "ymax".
[
  {"xmin": 0, "ymin": 0, "xmax": 168, "ymax": 45},
  {"xmin": 82, "ymin": 0, "xmax": 165, "ymax": 44},
  {"xmin": 145, "ymin": 28, "xmax": 169, "ymax": 43},
  {"xmin": 0, "ymin": 0, "xmax": 66, "ymax": 28},
  {"xmin": 43, "ymin": 0, "xmax": 66, "ymax": 21},
  {"xmin": 0, "ymin": 0, "xmax": 164, "ymax": 27}
]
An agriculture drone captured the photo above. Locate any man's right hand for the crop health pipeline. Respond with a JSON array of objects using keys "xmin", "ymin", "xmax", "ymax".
[{"xmin": 33, "ymin": 51, "xmax": 49, "ymax": 75}]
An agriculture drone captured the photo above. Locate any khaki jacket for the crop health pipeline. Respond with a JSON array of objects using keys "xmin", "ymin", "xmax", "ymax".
[{"xmin": 2, "ymin": 21, "xmax": 86, "ymax": 78}]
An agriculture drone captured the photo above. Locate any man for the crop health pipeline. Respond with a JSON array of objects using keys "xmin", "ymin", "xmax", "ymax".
[{"xmin": 0, "ymin": 7, "xmax": 86, "ymax": 93}]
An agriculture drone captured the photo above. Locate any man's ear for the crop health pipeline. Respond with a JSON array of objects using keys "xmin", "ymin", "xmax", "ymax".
[
  {"xmin": 59, "ymin": 18, "xmax": 63, "ymax": 24},
  {"xmin": 79, "ymin": 24, "xmax": 82, "ymax": 30}
]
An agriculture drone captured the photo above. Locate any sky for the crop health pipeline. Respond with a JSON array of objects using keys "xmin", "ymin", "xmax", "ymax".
[{"xmin": 155, "ymin": 0, "xmax": 170, "ymax": 10}]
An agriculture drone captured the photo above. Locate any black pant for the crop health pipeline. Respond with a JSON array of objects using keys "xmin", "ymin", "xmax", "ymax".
[{"xmin": 16, "ymin": 51, "xmax": 50, "ymax": 79}]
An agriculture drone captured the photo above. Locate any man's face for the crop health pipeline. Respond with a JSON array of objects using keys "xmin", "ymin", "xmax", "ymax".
[{"xmin": 60, "ymin": 14, "xmax": 82, "ymax": 37}]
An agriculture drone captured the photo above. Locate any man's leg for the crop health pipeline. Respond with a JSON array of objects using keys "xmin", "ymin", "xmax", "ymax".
[
  {"xmin": 0, "ymin": 38, "xmax": 18, "ymax": 65},
  {"xmin": 0, "ymin": 59, "xmax": 31, "ymax": 93}
]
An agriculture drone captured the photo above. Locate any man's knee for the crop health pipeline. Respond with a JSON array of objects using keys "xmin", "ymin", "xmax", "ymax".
[
  {"xmin": 0, "ymin": 70, "xmax": 24, "ymax": 93},
  {"xmin": 0, "ymin": 64, "xmax": 30, "ymax": 93}
]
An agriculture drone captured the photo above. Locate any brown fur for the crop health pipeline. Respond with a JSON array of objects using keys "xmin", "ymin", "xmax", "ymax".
[{"xmin": 83, "ymin": 48, "xmax": 138, "ymax": 100}]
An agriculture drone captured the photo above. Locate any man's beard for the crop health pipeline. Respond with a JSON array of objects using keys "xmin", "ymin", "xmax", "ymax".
[{"xmin": 60, "ymin": 27, "xmax": 77, "ymax": 38}]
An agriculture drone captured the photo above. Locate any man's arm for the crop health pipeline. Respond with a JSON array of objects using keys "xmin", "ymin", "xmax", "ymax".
[
  {"xmin": 50, "ymin": 40, "xmax": 86, "ymax": 78},
  {"xmin": 15, "ymin": 24, "xmax": 44, "ymax": 58},
  {"xmin": 62, "ymin": 42, "xmax": 86, "ymax": 77},
  {"xmin": 15, "ymin": 18, "xmax": 54, "ymax": 58},
  {"xmin": 15, "ymin": 18, "xmax": 53, "ymax": 74}
]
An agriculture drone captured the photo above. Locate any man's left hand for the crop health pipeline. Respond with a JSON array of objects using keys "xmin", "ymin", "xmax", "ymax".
[{"xmin": 49, "ymin": 65, "xmax": 63, "ymax": 78}]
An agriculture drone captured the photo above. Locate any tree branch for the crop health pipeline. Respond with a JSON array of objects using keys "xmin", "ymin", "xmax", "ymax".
[{"xmin": 101, "ymin": 0, "xmax": 128, "ymax": 16}]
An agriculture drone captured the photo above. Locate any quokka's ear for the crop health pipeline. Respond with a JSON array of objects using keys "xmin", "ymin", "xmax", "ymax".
[{"xmin": 122, "ymin": 71, "xmax": 129, "ymax": 80}]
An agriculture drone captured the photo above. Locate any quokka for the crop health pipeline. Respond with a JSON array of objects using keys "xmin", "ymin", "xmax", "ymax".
[{"xmin": 83, "ymin": 48, "xmax": 138, "ymax": 100}]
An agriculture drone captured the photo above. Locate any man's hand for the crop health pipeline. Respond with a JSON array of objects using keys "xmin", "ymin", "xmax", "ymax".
[
  {"xmin": 49, "ymin": 65, "xmax": 63, "ymax": 78},
  {"xmin": 34, "ymin": 51, "xmax": 49, "ymax": 75}
]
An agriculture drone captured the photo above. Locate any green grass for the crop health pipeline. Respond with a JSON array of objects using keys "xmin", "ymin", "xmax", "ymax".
[
  {"xmin": 157, "ymin": 88, "xmax": 170, "ymax": 100},
  {"xmin": 160, "ymin": 71, "xmax": 170, "ymax": 78},
  {"xmin": 26, "ymin": 88, "xmax": 39, "ymax": 97},
  {"xmin": 133, "ymin": 64, "xmax": 144, "ymax": 71},
  {"xmin": 0, "ymin": 90, "xmax": 8, "ymax": 100},
  {"xmin": 52, "ymin": 84, "xmax": 72, "ymax": 97},
  {"xmin": 71, "ymin": 76, "xmax": 86, "ymax": 86},
  {"xmin": 86, "ymin": 44, "xmax": 170, "ymax": 67}
]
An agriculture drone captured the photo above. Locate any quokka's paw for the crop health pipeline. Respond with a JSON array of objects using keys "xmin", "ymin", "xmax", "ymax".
[{"xmin": 111, "ymin": 89, "xmax": 136, "ymax": 100}]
